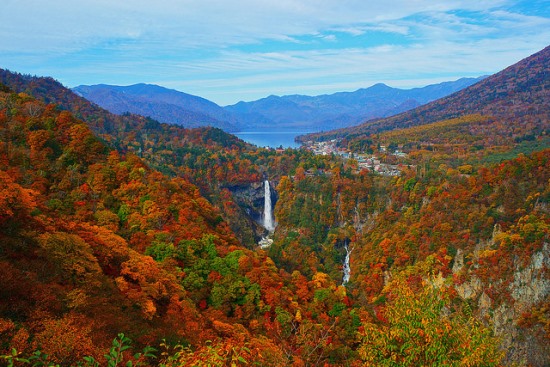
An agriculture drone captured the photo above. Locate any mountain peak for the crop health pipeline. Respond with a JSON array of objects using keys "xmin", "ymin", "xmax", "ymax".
[{"xmin": 369, "ymin": 82, "xmax": 391, "ymax": 89}]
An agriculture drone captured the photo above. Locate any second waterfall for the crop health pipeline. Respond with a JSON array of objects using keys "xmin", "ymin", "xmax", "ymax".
[{"xmin": 263, "ymin": 180, "xmax": 275, "ymax": 232}]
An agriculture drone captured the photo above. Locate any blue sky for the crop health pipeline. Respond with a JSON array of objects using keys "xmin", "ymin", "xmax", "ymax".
[{"xmin": 1, "ymin": 0, "xmax": 549, "ymax": 105}]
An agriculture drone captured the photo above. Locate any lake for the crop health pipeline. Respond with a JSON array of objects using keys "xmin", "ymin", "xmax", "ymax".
[{"xmin": 235, "ymin": 131, "xmax": 308, "ymax": 149}]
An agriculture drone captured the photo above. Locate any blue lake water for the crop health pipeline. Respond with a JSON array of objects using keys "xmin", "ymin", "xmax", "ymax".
[{"xmin": 235, "ymin": 131, "xmax": 308, "ymax": 149}]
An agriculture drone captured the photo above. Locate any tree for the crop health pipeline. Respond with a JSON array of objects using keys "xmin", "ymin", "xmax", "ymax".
[
  {"xmin": 0, "ymin": 170, "xmax": 36, "ymax": 230},
  {"xmin": 38, "ymin": 232, "xmax": 102, "ymax": 286}
]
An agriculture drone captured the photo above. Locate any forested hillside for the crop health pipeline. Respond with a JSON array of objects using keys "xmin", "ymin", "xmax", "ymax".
[{"xmin": 0, "ymin": 45, "xmax": 549, "ymax": 366}]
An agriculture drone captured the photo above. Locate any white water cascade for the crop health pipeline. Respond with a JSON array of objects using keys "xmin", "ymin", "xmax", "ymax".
[
  {"xmin": 342, "ymin": 240, "xmax": 352, "ymax": 285},
  {"xmin": 263, "ymin": 180, "xmax": 275, "ymax": 232}
]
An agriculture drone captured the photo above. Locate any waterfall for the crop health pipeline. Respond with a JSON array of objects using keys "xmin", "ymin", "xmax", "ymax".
[
  {"xmin": 263, "ymin": 180, "xmax": 275, "ymax": 232},
  {"xmin": 342, "ymin": 240, "xmax": 351, "ymax": 285}
]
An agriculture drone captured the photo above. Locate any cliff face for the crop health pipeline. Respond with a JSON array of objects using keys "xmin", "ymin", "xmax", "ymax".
[
  {"xmin": 453, "ymin": 241, "xmax": 550, "ymax": 366},
  {"xmin": 227, "ymin": 181, "xmax": 278, "ymax": 241}
]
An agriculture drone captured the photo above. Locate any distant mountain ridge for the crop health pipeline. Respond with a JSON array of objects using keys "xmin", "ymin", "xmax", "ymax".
[
  {"xmin": 73, "ymin": 83, "xmax": 240, "ymax": 132},
  {"xmin": 226, "ymin": 77, "xmax": 485, "ymax": 131},
  {"xmin": 302, "ymin": 45, "xmax": 549, "ymax": 142},
  {"xmin": 73, "ymin": 78, "xmax": 484, "ymax": 133}
]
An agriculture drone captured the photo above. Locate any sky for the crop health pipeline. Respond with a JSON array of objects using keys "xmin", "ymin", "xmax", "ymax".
[{"xmin": 1, "ymin": 1, "xmax": 549, "ymax": 106}]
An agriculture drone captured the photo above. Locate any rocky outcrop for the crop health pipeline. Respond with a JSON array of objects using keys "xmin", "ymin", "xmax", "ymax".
[
  {"xmin": 228, "ymin": 182, "xmax": 265, "ymax": 223},
  {"xmin": 453, "ymin": 243, "xmax": 550, "ymax": 366},
  {"xmin": 510, "ymin": 243, "xmax": 550, "ymax": 312}
]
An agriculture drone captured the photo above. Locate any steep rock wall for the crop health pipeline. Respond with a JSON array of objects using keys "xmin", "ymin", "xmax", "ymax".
[
  {"xmin": 227, "ymin": 181, "xmax": 278, "ymax": 240},
  {"xmin": 453, "ymin": 243, "xmax": 549, "ymax": 366}
]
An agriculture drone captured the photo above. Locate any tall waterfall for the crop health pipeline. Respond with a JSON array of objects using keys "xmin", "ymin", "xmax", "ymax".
[
  {"xmin": 342, "ymin": 240, "xmax": 351, "ymax": 285},
  {"xmin": 263, "ymin": 180, "xmax": 275, "ymax": 232}
]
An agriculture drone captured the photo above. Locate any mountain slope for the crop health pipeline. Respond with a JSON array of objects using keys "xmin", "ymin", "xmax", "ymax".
[
  {"xmin": 225, "ymin": 77, "xmax": 484, "ymax": 131},
  {"xmin": 73, "ymin": 83, "xmax": 239, "ymax": 131},
  {"xmin": 0, "ymin": 88, "xmax": 250, "ymax": 360},
  {"xmin": 302, "ymin": 45, "xmax": 549, "ymax": 142}
]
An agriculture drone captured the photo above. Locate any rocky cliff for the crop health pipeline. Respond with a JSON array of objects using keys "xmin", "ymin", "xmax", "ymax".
[
  {"xmin": 453, "ymin": 237, "xmax": 550, "ymax": 366},
  {"xmin": 227, "ymin": 181, "xmax": 278, "ymax": 241}
]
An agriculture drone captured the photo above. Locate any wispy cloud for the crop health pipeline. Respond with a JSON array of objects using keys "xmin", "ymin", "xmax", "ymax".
[{"xmin": 0, "ymin": 0, "xmax": 514, "ymax": 52}]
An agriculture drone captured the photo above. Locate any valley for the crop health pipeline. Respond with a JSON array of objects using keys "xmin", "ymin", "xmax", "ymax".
[{"xmin": 0, "ymin": 45, "xmax": 548, "ymax": 367}]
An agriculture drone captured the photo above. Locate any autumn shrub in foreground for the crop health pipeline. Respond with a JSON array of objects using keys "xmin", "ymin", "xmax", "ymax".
[{"xmin": 357, "ymin": 264, "xmax": 503, "ymax": 367}]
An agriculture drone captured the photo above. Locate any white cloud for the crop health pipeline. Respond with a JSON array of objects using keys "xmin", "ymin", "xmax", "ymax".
[{"xmin": 321, "ymin": 34, "xmax": 337, "ymax": 42}]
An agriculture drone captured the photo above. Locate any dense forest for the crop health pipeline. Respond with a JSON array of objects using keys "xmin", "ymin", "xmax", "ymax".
[{"xmin": 0, "ymin": 45, "xmax": 549, "ymax": 367}]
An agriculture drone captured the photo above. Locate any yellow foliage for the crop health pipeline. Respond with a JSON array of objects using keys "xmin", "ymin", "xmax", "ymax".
[
  {"xmin": 358, "ymin": 271, "xmax": 503, "ymax": 367},
  {"xmin": 312, "ymin": 272, "xmax": 330, "ymax": 288}
]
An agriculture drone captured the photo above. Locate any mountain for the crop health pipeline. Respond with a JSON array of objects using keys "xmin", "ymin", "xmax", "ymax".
[
  {"xmin": 73, "ymin": 83, "xmax": 239, "ymax": 132},
  {"xmin": 225, "ymin": 77, "xmax": 484, "ymax": 131},
  {"xmin": 72, "ymin": 78, "xmax": 483, "ymax": 134},
  {"xmin": 301, "ymin": 45, "xmax": 549, "ymax": 143},
  {"xmin": 1, "ymin": 75, "xmax": 524, "ymax": 366}
]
